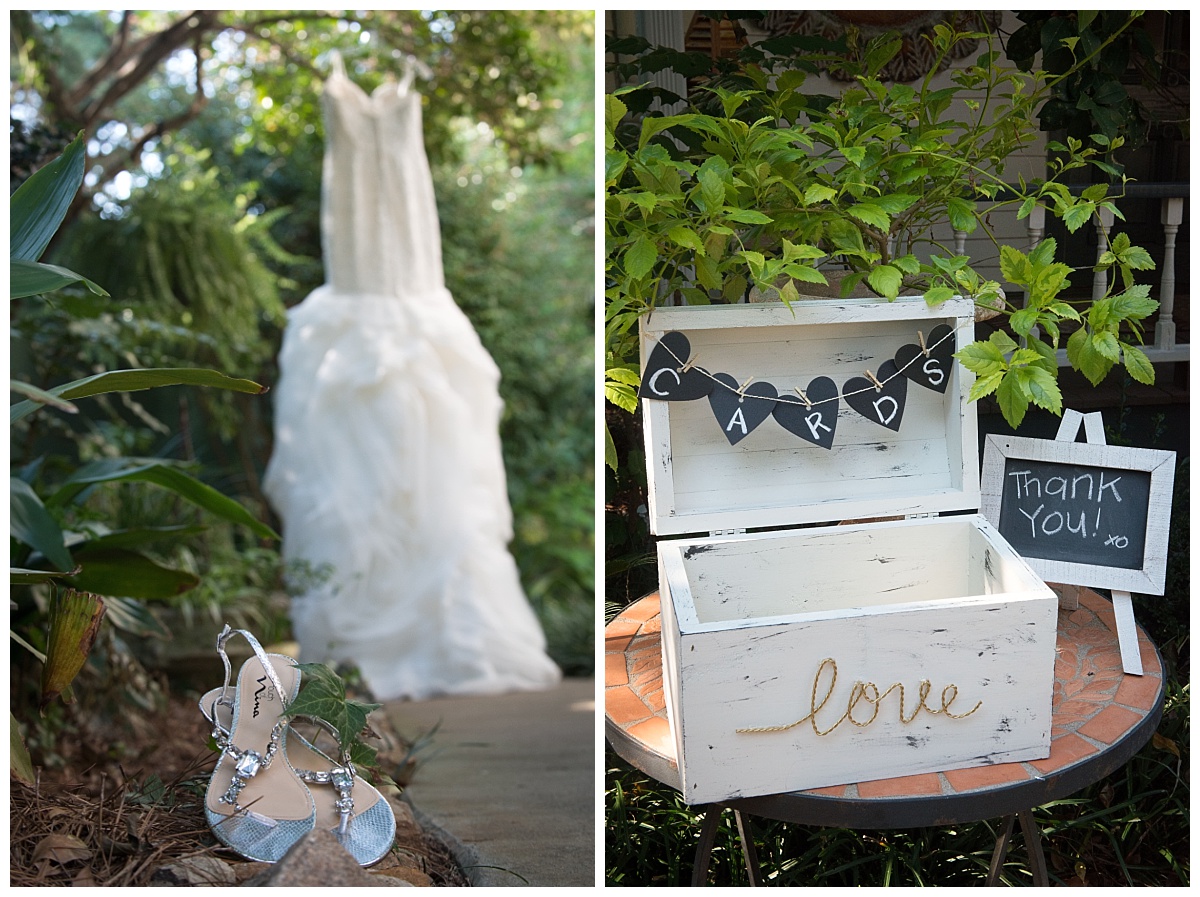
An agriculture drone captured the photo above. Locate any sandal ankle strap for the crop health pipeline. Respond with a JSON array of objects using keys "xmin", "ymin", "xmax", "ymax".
[{"xmin": 214, "ymin": 625, "xmax": 293, "ymax": 717}]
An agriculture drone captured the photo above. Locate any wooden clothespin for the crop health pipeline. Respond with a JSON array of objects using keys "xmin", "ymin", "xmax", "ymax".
[
  {"xmin": 918, "ymin": 330, "xmax": 928, "ymax": 357},
  {"xmin": 864, "ymin": 369, "xmax": 885, "ymax": 391},
  {"xmin": 794, "ymin": 387, "xmax": 813, "ymax": 409}
]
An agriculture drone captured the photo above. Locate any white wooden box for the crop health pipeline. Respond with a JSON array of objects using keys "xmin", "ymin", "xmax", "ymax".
[{"xmin": 640, "ymin": 297, "xmax": 1057, "ymax": 804}]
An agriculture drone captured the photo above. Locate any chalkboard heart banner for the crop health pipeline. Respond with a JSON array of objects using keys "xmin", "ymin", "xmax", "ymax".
[
  {"xmin": 894, "ymin": 324, "xmax": 954, "ymax": 394},
  {"xmin": 843, "ymin": 360, "xmax": 908, "ymax": 432},
  {"xmin": 638, "ymin": 330, "xmax": 714, "ymax": 401},
  {"xmin": 772, "ymin": 376, "xmax": 839, "ymax": 450},
  {"xmin": 639, "ymin": 325, "xmax": 961, "ymax": 447},
  {"xmin": 709, "ymin": 375, "xmax": 778, "ymax": 445}
]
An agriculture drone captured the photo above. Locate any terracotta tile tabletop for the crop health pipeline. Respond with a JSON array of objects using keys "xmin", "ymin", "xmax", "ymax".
[{"xmin": 605, "ymin": 590, "xmax": 1165, "ymax": 828}]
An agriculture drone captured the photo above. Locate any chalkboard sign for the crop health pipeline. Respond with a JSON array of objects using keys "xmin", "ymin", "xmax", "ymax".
[{"xmin": 981, "ymin": 435, "xmax": 1176, "ymax": 594}]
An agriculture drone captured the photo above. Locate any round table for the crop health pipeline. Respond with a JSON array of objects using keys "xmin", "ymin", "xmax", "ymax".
[{"xmin": 605, "ymin": 589, "xmax": 1165, "ymax": 886}]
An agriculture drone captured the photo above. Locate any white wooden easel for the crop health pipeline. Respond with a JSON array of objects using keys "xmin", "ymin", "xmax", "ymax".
[{"xmin": 1053, "ymin": 409, "xmax": 1142, "ymax": 676}]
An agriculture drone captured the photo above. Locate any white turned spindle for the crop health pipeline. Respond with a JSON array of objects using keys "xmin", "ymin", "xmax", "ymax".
[
  {"xmin": 1026, "ymin": 202, "xmax": 1046, "ymax": 251},
  {"xmin": 954, "ymin": 229, "xmax": 967, "ymax": 256},
  {"xmin": 1091, "ymin": 206, "xmax": 1115, "ymax": 302},
  {"xmin": 1155, "ymin": 196, "xmax": 1183, "ymax": 351}
]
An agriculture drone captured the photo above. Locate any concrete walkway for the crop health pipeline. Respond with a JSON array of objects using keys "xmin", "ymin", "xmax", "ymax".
[{"xmin": 384, "ymin": 678, "xmax": 596, "ymax": 887}]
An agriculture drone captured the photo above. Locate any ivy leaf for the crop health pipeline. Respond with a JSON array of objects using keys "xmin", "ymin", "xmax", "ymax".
[{"xmin": 288, "ymin": 662, "xmax": 382, "ymax": 753}]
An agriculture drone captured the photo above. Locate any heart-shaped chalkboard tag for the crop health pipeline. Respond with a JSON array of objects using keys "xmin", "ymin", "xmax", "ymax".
[
  {"xmin": 894, "ymin": 323, "xmax": 955, "ymax": 394},
  {"xmin": 772, "ymin": 376, "xmax": 839, "ymax": 450},
  {"xmin": 639, "ymin": 331, "xmax": 713, "ymax": 402},
  {"xmin": 708, "ymin": 374, "xmax": 778, "ymax": 445},
  {"xmin": 844, "ymin": 359, "xmax": 907, "ymax": 431}
]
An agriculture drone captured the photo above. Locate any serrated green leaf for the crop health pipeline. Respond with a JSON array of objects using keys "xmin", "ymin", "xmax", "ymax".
[
  {"xmin": 968, "ymin": 371, "xmax": 1004, "ymax": 402},
  {"xmin": 804, "ymin": 184, "xmax": 837, "ymax": 205},
  {"xmin": 1023, "ymin": 366, "xmax": 1063, "ymax": 414},
  {"xmin": 867, "ymin": 265, "xmax": 903, "ymax": 299},
  {"xmin": 1067, "ymin": 327, "xmax": 1114, "ymax": 385},
  {"xmin": 605, "ymin": 149, "xmax": 628, "ymax": 184},
  {"xmin": 947, "ymin": 197, "xmax": 977, "ymax": 233},
  {"xmin": 724, "ymin": 209, "xmax": 774, "ymax": 225},
  {"xmin": 1092, "ymin": 330, "xmax": 1121, "ymax": 362},
  {"xmin": 624, "ymin": 237, "xmax": 658, "ymax": 280},
  {"xmin": 1009, "ymin": 306, "xmax": 1039, "ymax": 337},
  {"xmin": 846, "ymin": 203, "xmax": 890, "ymax": 231},
  {"xmin": 1121, "ymin": 342, "xmax": 1155, "ymax": 384},
  {"xmin": 1062, "ymin": 201, "xmax": 1095, "ymax": 233},
  {"xmin": 989, "ymin": 330, "xmax": 1019, "ymax": 355},
  {"xmin": 923, "ymin": 286, "xmax": 956, "ymax": 306},
  {"xmin": 996, "ymin": 373, "xmax": 1029, "ymax": 428},
  {"xmin": 667, "ymin": 225, "xmax": 705, "ymax": 253},
  {"xmin": 999, "ymin": 244, "xmax": 1031, "ymax": 286},
  {"xmin": 954, "ymin": 340, "xmax": 1007, "ymax": 377}
]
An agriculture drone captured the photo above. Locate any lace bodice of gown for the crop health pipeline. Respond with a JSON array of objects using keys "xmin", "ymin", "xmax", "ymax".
[{"xmin": 321, "ymin": 57, "xmax": 443, "ymax": 296}]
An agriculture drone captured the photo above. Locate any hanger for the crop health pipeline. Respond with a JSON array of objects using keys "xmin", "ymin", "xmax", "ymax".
[{"xmin": 397, "ymin": 53, "xmax": 433, "ymax": 94}]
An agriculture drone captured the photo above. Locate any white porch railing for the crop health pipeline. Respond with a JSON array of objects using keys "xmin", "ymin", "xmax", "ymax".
[{"xmin": 958, "ymin": 184, "xmax": 1189, "ymax": 366}]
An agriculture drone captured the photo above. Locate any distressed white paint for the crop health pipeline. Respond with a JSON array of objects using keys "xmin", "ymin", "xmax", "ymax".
[
  {"xmin": 641, "ymin": 297, "xmax": 979, "ymax": 536},
  {"xmin": 660, "ymin": 517, "xmax": 1057, "ymax": 804},
  {"xmin": 641, "ymin": 298, "xmax": 1058, "ymax": 804}
]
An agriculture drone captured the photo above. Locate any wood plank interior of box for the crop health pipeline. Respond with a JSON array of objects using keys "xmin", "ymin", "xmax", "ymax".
[
  {"xmin": 669, "ymin": 516, "xmax": 1047, "ymax": 626},
  {"xmin": 641, "ymin": 299, "xmax": 980, "ymax": 535}
]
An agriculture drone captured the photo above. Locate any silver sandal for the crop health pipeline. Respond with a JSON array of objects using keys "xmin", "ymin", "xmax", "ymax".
[
  {"xmin": 200, "ymin": 646, "xmax": 396, "ymax": 866},
  {"xmin": 203, "ymin": 626, "xmax": 316, "ymax": 862}
]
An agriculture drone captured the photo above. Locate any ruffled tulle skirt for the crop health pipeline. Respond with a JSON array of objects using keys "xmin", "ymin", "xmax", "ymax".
[{"xmin": 263, "ymin": 286, "xmax": 561, "ymax": 700}]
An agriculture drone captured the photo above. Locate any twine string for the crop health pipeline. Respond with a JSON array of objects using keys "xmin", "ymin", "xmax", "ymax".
[{"xmin": 655, "ymin": 319, "xmax": 964, "ymax": 409}]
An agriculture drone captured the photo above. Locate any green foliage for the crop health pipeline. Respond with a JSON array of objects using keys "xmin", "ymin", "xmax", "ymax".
[
  {"xmin": 1006, "ymin": 11, "xmax": 1160, "ymax": 154},
  {"xmin": 288, "ymin": 662, "xmax": 382, "ymax": 768},
  {"xmin": 605, "ymin": 17, "xmax": 1160, "ymax": 449},
  {"xmin": 10, "ymin": 136, "xmax": 278, "ymax": 780},
  {"xmin": 55, "ymin": 168, "xmax": 289, "ymax": 380}
]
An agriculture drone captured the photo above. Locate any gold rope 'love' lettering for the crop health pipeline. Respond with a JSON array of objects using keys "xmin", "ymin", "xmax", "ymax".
[{"xmin": 736, "ymin": 657, "xmax": 983, "ymax": 737}]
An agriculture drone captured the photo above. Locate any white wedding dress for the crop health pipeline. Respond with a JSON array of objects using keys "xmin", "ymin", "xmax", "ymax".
[{"xmin": 263, "ymin": 56, "xmax": 561, "ymax": 701}]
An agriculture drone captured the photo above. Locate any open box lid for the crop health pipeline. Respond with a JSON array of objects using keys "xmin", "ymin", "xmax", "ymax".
[{"xmin": 639, "ymin": 296, "xmax": 981, "ymax": 536}]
